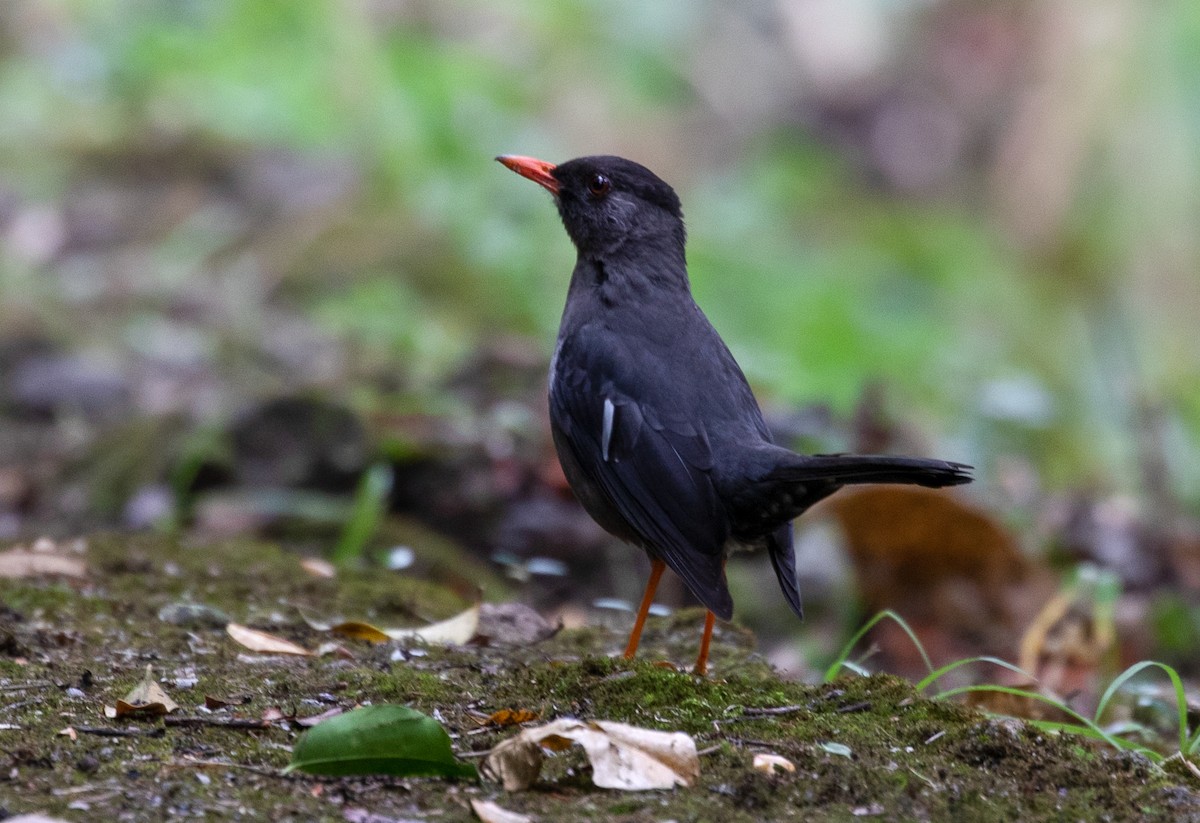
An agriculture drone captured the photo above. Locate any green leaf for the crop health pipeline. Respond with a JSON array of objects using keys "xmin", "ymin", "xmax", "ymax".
[{"xmin": 285, "ymin": 705, "xmax": 478, "ymax": 779}]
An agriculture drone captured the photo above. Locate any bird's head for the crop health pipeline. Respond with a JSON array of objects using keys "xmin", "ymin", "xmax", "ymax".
[{"xmin": 497, "ymin": 154, "xmax": 685, "ymax": 261}]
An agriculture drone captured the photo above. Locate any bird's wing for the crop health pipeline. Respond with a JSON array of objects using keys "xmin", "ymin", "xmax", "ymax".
[{"xmin": 550, "ymin": 336, "xmax": 732, "ymax": 618}]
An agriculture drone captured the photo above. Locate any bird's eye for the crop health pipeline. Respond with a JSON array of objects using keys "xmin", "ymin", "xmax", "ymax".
[{"xmin": 587, "ymin": 174, "xmax": 611, "ymax": 197}]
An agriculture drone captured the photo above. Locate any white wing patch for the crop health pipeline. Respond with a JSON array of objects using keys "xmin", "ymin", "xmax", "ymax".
[{"xmin": 602, "ymin": 397, "xmax": 615, "ymax": 462}]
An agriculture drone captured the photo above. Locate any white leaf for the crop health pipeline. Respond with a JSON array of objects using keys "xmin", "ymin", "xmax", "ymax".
[
  {"xmin": 225, "ymin": 623, "xmax": 314, "ymax": 656},
  {"xmin": 470, "ymin": 798, "xmax": 534, "ymax": 823},
  {"xmin": 481, "ymin": 718, "xmax": 699, "ymax": 792},
  {"xmin": 384, "ymin": 603, "xmax": 480, "ymax": 645}
]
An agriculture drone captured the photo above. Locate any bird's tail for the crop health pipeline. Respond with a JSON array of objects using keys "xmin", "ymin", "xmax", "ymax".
[
  {"xmin": 769, "ymin": 454, "xmax": 973, "ymax": 489},
  {"xmin": 731, "ymin": 452, "xmax": 972, "ymax": 536}
]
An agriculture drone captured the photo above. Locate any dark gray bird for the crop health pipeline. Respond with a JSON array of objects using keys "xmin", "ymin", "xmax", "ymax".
[{"xmin": 497, "ymin": 154, "xmax": 971, "ymax": 674}]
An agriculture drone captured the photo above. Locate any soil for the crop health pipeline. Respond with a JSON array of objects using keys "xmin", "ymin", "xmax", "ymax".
[{"xmin": 1, "ymin": 535, "xmax": 1198, "ymax": 822}]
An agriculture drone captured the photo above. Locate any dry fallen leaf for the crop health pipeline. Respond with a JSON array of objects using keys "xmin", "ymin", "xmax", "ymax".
[
  {"xmin": 329, "ymin": 621, "xmax": 391, "ymax": 644},
  {"xmin": 225, "ymin": 623, "xmax": 314, "ymax": 656},
  {"xmin": 314, "ymin": 641, "xmax": 356, "ymax": 659},
  {"xmin": 0, "ymin": 547, "xmax": 86, "ymax": 580},
  {"xmin": 470, "ymin": 798, "xmax": 534, "ymax": 823},
  {"xmin": 752, "ymin": 753, "xmax": 795, "ymax": 775},
  {"xmin": 475, "ymin": 602, "xmax": 560, "ymax": 645},
  {"xmin": 470, "ymin": 709, "xmax": 540, "ymax": 728},
  {"xmin": 299, "ymin": 557, "xmax": 336, "ymax": 578},
  {"xmin": 385, "ymin": 603, "xmax": 480, "ymax": 645},
  {"xmin": 295, "ymin": 707, "xmax": 343, "ymax": 727},
  {"xmin": 110, "ymin": 665, "xmax": 179, "ymax": 718},
  {"xmin": 481, "ymin": 718, "xmax": 699, "ymax": 791},
  {"xmin": 204, "ymin": 693, "xmax": 252, "ymax": 710}
]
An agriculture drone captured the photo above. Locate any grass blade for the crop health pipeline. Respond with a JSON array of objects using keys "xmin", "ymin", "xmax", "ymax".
[{"xmin": 824, "ymin": 610, "xmax": 932, "ymax": 683}]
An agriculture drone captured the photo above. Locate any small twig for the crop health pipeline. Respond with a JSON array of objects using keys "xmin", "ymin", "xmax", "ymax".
[
  {"xmin": 742, "ymin": 704, "xmax": 808, "ymax": 717},
  {"xmin": 164, "ymin": 716, "xmax": 274, "ymax": 730},
  {"xmin": 836, "ymin": 701, "xmax": 871, "ymax": 714},
  {"xmin": 908, "ymin": 767, "xmax": 938, "ymax": 789},
  {"xmin": 924, "ymin": 730, "xmax": 946, "ymax": 745}
]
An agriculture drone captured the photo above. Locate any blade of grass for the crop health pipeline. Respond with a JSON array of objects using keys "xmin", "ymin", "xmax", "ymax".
[
  {"xmin": 824, "ymin": 610, "xmax": 933, "ymax": 683},
  {"xmin": 1093, "ymin": 660, "xmax": 1190, "ymax": 756},
  {"xmin": 332, "ymin": 462, "xmax": 393, "ymax": 568},
  {"xmin": 916, "ymin": 656, "xmax": 1035, "ymax": 694}
]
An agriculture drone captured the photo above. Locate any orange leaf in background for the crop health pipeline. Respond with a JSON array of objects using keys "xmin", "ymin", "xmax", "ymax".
[
  {"xmin": 821, "ymin": 486, "xmax": 1037, "ymax": 674},
  {"xmin": 825, "ymin": 486, "xmax": 1028, "ymax": 619},
  {"xmin": 226, "ymin": 623, "xmax": 314, "ymax": 656},
  {"xmin": 329, "ymin": 621, "xmax": 391, "ymax": 643}
]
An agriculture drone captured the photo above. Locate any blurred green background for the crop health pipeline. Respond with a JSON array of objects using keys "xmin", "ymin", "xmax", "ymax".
[{"xmin": 1, "ymin": 0, "xmax": 1198, "ymax": 531}]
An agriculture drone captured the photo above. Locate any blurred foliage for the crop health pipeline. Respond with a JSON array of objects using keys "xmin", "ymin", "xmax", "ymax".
[{"xmin": 0, "ymin": 0, "xmax": 1198, "ymax": 513}]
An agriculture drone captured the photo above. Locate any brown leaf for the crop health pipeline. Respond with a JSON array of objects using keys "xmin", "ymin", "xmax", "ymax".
[
  {"xmin": 225, "ymin": 623, "xmax": 314, "ymax": 656},
  {"xmin": 476, "ymin": 602, "xmax": 560, "ymax": 646},
  {"xmin": 204, "ymin": 693, "xmax": 252, "ymax": 710},
  {"xmin": 481, "ymin": 735, "xmax": 544, "ymax": 792},
  {"xmin": 472, "ymin": 709, "xmax": 540, "ymax": 728},
  {"xmin": 826, "ymin": 487, "xmax": 1027, "ymax": 622},
  {"xmin": 114, "ymin": 665, "xmax": 179, "ymax": 717},
  {"xmin": 481, "ymin": 718, "xmax": 699, "ymax": 791}
]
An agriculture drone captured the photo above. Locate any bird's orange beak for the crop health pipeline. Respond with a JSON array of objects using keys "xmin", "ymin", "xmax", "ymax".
[{"xmin": 496, "ymin": 155, "xmax": 559, "ymax": 195}]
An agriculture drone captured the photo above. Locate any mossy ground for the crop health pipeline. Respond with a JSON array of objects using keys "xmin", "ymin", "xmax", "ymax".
[{"xmin": 1, "ymin": 535, "xmax": 1197, "ymax": 822}]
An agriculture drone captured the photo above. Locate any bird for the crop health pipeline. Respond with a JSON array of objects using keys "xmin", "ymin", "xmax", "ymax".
[{"xmin": 496, "ymin": 153, "xmax": 972, "ymax": 675}]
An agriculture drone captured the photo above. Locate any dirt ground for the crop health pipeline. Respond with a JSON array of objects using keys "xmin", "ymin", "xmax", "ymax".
[{"xmin": 2, "ymin": 534, "xmax": 1198, "ymax": 822}]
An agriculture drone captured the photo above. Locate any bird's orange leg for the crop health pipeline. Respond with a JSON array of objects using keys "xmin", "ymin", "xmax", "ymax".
[
  {"xmin": 693, "ymin": 610, "xmax": 716, "ymax": 676},
  {"xmin": 623, "ymin": 559, "xmax": 667, "ymax": 659}
]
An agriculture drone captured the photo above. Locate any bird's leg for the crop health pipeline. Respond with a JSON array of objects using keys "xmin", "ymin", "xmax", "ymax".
[
  {"xmin": 693, "ymin": 610, "xmax": 717, "ymax": 676},
  {"xmin": 623, "ymin": 559, "xmax": 666, "ymax": 659}
]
